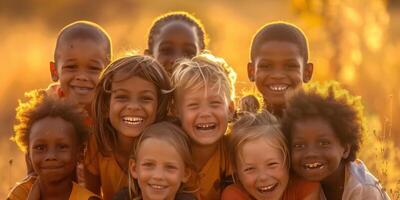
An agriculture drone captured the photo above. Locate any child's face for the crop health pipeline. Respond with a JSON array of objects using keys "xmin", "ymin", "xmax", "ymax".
[
  {"xmin": 29, "ymin": 117, "xmax": 79, "ymax": 183},
  {"xmin": 151, "ymin": 22, "xmax": 200, "ymax": 74},
  {"xmin": 55, "ymin": 38, "xmax": 108, "ymax": 107},
  {"xmin": 290, "ymin": 118, "xmax": 349, "ymax": 182},
  {"xmin": 176, "ymin": 85, "xmax": 233, "ymax": 146},
  {"xmin": 236, "ymin": 139, "xmax": 289, "ymax": 200},
  {"xmin": 109, "ymin": 76, "xmax": 158, "ymax": 139},
  {"xmin": 131, "ymin": 138, "xmax": 190, "ymax": 200},
  {"xmin": 248, "ymin": 41, "xmax": 313, "ymax": 108}
]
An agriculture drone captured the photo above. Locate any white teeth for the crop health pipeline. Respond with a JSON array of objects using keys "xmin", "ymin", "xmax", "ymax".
[
  {"xmin": 72, "ymin": 86, "xmax": 92, "ymax": 94},
  {"xmin": 269, "ymin": 85, "xmax": 288, "ymax": 92},
  {"xmin": 150, "ymin": 184, "xmax": 166, "ymax": 189},
  {"xmin": 123, "ymin": 117, "xmax": 143, "ymax": 125},
  {"xmin": 196, "ymin": 123, "xmax": 216, "ymax": 130},
  {"xmin": 258, "ymin": 183, "xmax": 276, "ymax": 192},
  {"xmin": 304, "ymin": 162, "xmax": 324, "ymax": 169}
]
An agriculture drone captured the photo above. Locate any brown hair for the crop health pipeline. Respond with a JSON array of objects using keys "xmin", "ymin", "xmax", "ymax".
[{"xmin": 93, "ymin": 55, "xmax": 172, "ymax": 154}]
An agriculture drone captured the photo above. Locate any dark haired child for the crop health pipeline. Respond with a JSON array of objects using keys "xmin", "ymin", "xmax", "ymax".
[
  {"xmin": 48, "ymin": 20, "xmax": 112, "ymax": 116},
  {"xmin": 145, "ymin": 11, "xmax": 207, "ymax": 74},
  {"xmin": 247, "ymin": 22, "xmax": 313, "ymax": 118},
  {"xmin": 84, "ymin": 55, "xmax": 172, "ymax": 200},
  {"xmin": 8, "ymin": 90, "xmax": 98, "ymax": 200},
  {"xmin": 281, "ymin": 82, "xmax": 390, "ymax": 200}
]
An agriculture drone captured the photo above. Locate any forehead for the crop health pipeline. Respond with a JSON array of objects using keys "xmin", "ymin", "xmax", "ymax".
[
  {"xmin": 137, "ymin": 138, "xmax": 182, "ymax": 160},
  {"xmin": 57, "ymin": 38, "xmax": 107, "ymax": 58},
  {"xmin": 178, "ymin": 83, "xmax": 228, "ymax": 101},
  {"xmin": 111, "ymin": 75, "xmax": 157, "ymax": 92},
  {"xmin": 255, "ymin": 41, "xmax": 303, "ymax": 62},
  {"xmin": 30, "ymin": 117, "xmax": 76, "ymax": 143},
  {"xmin": 292, "ymin": 118, "xmax": 336, "ymax": 139},
  {"xmin": 156, "ymin": 22, "xmax": 198, "ymax": 45},
  {"xmin": 239, "ymin": 139, "xmax": 283, "ymax": 161}
]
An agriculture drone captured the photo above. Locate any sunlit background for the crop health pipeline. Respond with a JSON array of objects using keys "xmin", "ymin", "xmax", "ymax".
[{"xmin": 1, "ymin": 0, "xmax": 399, "ymax": 198}]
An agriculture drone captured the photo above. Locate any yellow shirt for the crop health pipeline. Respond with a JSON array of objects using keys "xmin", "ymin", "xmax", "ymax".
[
  {"xmin": 7, "ymin": 176, "xmax": 97, "ymax": 200},
  {"xmin": 85, "ymin": 136, "xmax": 129, "ymax": 200},
  {"xmin": 189, "ymin": 137, "xmax": 232, "ymax": 200}
]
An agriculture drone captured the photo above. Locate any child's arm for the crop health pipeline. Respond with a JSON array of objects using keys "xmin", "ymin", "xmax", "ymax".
[{"xmin": 84, "ymin": 169, "xmax": 101, "ymax": 195}]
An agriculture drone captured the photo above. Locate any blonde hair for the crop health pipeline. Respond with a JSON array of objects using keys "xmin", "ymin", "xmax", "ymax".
[
  {"xmin": 129, "ymin": 122, "xmax": 198, "ymax": 199},
  {"xmin": 171, "ymin": 52, "xmax": 236, "ymax": 103},
  {"xmin": 229, "ymin": 111, "xmax": 289, "ymax": 182},
  {"xmin": 93, "ymin": 55, "xmax": 172, "ymax": 155}
]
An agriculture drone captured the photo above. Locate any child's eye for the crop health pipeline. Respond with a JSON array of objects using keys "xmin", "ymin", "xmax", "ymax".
[
  {"xmin": 141, "ymin": 95, "xmax": 155, "ymax": 102},
  {"xmin": 286, "ymin": 63, "xmax": 300, "ymax": 69},
  {"xmin": 160, "ymin": 47, "xmax": 174, "ymax": 56},
  {"xmin": 142, "ymin": 162, "xmax": 155, "ymax": 168},
  {"xmin": 243, "ymin": 167, "xmax": 254, "ymax": 173},
  {"xmin": 258, "ymin": 64, "xmax": 272, "ymax": 70},
  {"xmin": 166, "ymin": 164, "xmax": 178, "ymax": 171},
  {"xmin": 319, "ymin": 140, "xmax": 330, "ymax": 147},
  {"xmin": 268, "ymin": 162, "xmax": 280, "ymax": 168},
  {"xmin": 114, "ymin": 95, "xmax": 128, "ymax": 101},
  {"xmin": 293, "ymin": 143, "xmax": 305, "ymax": 149},
  {"xmin": 210, "ymin": 101, "xmax": 222, "ymax": 107},
  {"xmin": 88, "ymin": 66, "xmax": 102, "ymax": 72},
  {"xmin": 187, "ymin": 103, "xmax": 199, "ymax": 109},
  {"xmin": 33, "ymin": 145, "xmax": 46, "ymax": 151},
  {"xmin": 58, "ymin": 144, "xmax": 70, "ymax": 150},
  {"xmin": 62, "ymin": 65, "xmax": 77, "ymax": 71}
]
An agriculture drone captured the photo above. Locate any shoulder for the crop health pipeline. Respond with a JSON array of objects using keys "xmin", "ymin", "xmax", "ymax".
[
  {"xmin": 71, "ymin": 182, "xmax": 100, "ymax": 200},
  {"xmin": 344, "ymin": 160, "xmax": 390, "ymax": 200},
  {"xmin": 7, "ymin": 176, "xmax": 36, "ymax": 200}
]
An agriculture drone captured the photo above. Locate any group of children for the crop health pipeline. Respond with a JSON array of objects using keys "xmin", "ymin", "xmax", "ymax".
[{"xmin": 7, "ymin": 11, "xmax": 390, "ymax": 200}]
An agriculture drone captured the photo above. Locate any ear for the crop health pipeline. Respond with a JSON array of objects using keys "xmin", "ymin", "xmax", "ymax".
[
  {"xmin": 342, "ymin": 144, "xmax": 351, "ymax": 159},
  {"xmin": 129, "ymin": 159, "xmax": 138, "ymax": 179},
  {"xmin": 182, "ymin": 167, "xmax": 192, "ymax": 183},
  {"xmin": 144, "ymin": 49, "xmax": 151, "ymax": 56},
  {"xmin": 303, "ymin": 63, "xmax": 313, "ymax": 83},
  {"xmin": 247, "ymin": 62, "xmax": 255, "ymax": 82},
  {"xmin": 50, "ymin": 61, "xmax": 59, "ymax": 82}
]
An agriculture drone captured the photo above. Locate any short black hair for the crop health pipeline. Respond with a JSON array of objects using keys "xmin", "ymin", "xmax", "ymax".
[
  {"xmin": 13, "ymin": 89, "xmax": 89, "ymax": 153},
  {"xmin": 250, "ymin": 22, "xmax": 309, "ymax": 63},
  {"xmin": 147, "ymin": 11, "xmax": 207, "ymax": 54},
  {"xmin": 54, "ymin": 20, "xmax": 112, "ymax": 64},
  {"xmin": 281, "ymin": 82, "xmax": 363, "ymax": 162}
]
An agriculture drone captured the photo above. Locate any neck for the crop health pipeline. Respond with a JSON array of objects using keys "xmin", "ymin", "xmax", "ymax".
[
  {"xmin": 115, "ymin": 134, "xmax": 136, "ymax": 172},
  {"xmin": 321, "ymin": 162, "xmax": 346, "ymax": 200},
  {"xmin": 40, "ymin": 177, "xmax": 73, "ymax": 200},
  {"xmin": 264, "ymin": 102, "xmax": 285, "ymax": 118},
  {"xmin": 191, "ymin": 142, "xmax": 219, "ymax": 170}
]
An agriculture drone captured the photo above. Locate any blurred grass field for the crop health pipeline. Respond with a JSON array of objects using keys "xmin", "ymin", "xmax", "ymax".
[{"xmin": 1, "ymin": 0, "xmax": 399, "ymax": 198}]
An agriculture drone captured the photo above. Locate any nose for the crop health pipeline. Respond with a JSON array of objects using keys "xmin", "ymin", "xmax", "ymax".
[
  {"xmin": 152, "ymin": 166, "xmax": 165, "ymax": 180},
  {"xmin": 45, "ymin": 148, "xmax": 57, "ymax": 161},
  {"xmin": 303, "ymin": 144, "xmax": 320, "ymax": 158},
  {"xmin": 75, "ymin": 70, "xmax": 89, "ymax": 81},
  {"xmin": 257, "ymin": 169, "xmax": 271, "ymax": 181},
  {"xmin": 270, "ymin": 68, "xmax": 286, "ymax": 79},
  {"xmin": 126, "ymin": 99, "xmax": 141, "ymax": 111}
]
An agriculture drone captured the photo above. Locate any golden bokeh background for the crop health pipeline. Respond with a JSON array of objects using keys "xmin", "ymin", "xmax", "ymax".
[{"xmin": 1, "ymin": 0, "xmax": 399, "ymax": 198}]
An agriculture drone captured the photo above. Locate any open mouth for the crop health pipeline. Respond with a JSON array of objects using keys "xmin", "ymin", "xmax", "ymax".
[
  {"xmin": 71, "ymin": 85, "xmax": 93, "ymax": 95},
  {"xmin": 303, "ymin": 162, "xmax": 324, "ymax": 170},
  {"xmin": 195, "ymin": 123, "xmax": 216, "ymax": 131},
  {"xmin": 257, "ymin": 183, "xmax": 278, "ymax": 193},
  {"xmin": 268, "ymin": 84, "xmax": 288, "ymax": 92},
  {"xmin": 149, "ymin": 184, "xmax": 167, "ymax": 190},
  {"xmin": 122, "ymin": 116, "xmax": 144, "ymax": 125}
]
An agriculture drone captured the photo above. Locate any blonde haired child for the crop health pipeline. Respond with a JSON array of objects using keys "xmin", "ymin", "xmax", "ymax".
[
  {"xmin": 84, "ymin": 55, "xmax": 172, "ymax": 200},
  {"xmin": 125, "ymin": 121, "xmax": 198, "ymax": 200},
  {"xmin": 171, "ymin": 53, "xmax": 236, "ymax": 200},
  {"xmin": 8, "ymin": 90, "xmax": 98, "ymax": 200},
  {"xmin": 222, "ymin": 111, "xmax": 320, "ymax": 200}
]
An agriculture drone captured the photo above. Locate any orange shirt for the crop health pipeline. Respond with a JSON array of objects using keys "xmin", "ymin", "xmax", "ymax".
[
  {"xmin": 222, "ymin": 177, "xmax": 320, "ymax": 200},
  {"xmin": 7, "ymin": 176, "xmax": 98, "ymax": 200},
  {"xmin": 84, "ymin": 135, "xmax": 129, "ymax": 200},
  {"xmin": 188, "ymin": 137, "xmax": 232, "ymax": 200}
]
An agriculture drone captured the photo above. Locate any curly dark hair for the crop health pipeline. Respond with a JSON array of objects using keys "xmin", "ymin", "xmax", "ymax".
[
  {"xmin": 250, "ymin": 21, "xmax": 309, "ymax": 64},
  {"xmin": 281, "ymin": 82, "xmax": 364, "ymax": 162},
  {"xmin": 147, "ymin": 11, "xmax": 207, "ymax": 54},
  {"xmin": 13, "ymin": 89, "xmax": 88, "ymax": 153}
]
